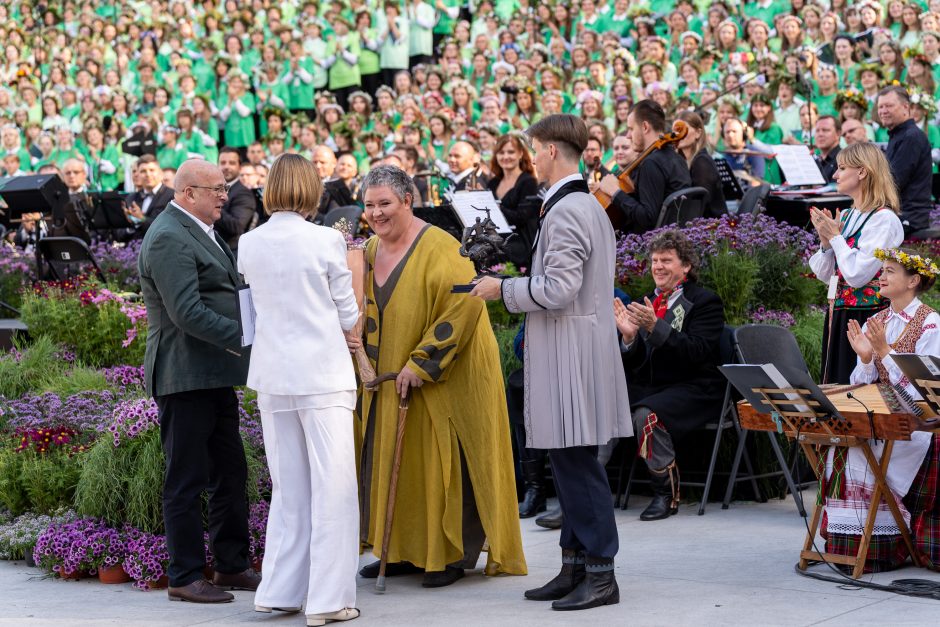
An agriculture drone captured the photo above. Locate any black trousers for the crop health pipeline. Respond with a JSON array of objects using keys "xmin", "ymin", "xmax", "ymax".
[
  {"xmin": 360, "ymin": 72, "xmax": 381, "ymax": 99},
  {"xmin": 156, "ymin": 387, "xmax": 250, "ymax": 587},
  {"xmin": 548, "ymin": 446, "xmax": 618, "ymax": 560},
  {"xmin": 381, "ymin": 67, "xmax": 406, "ymax": 88}
]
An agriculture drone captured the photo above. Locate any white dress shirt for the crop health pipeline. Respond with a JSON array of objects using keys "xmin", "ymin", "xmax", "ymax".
[
  {"xmin": 172, "ymin": 201, "xmax": 223, "ymax": 251},
  {"xmin": 542, "ymin": 172, "xmax": 584, "ymax": 206},
  {"xmin": 141, "ymin": 183, "xmax": 162, "ymax": 216}
]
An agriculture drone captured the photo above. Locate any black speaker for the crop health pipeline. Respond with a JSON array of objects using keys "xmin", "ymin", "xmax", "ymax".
[{"xmin": 0, "ymin": 173, "xmax": 69, "ymax": 221}]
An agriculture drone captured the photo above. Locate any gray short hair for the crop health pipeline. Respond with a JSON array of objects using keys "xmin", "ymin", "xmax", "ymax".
[{"xmin": 360, "ymin": 164, "xmax": 415, "ymax": 205}]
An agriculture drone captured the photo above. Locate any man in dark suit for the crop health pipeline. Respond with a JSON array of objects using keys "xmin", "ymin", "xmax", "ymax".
[
  {"xmin": 138, "ymin": 159, "xmax": 259, "ymax": 603},
  {"xmin": 615, "ymin": 229, "xmax": 726, "ymax": 522},
  {"xmin": 124, "ymin": 154, "xmax": 175, "ymax": 239},
  {"xmin": 215, "ymin": 147, "xmax": 258, "ymax": 251},
  {"xmin": 447, "ymin": 140, "xmax": 489, "ymax": 191}
]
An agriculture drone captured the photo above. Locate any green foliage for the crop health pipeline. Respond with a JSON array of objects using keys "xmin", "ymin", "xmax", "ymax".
[
  {"xmin": 700, "ymin": 247, "xmax": 759, "ymax": 325},
  {"xmin": 20, "ymin": 290, "xmax": 145, "ymax": 368},
  {"xmin": 620, "ymin": 273, "xmax": 655, "ymax": 303},
  {"xmin": 0, "ymin": 448, "xmax": 81, "ymax": 516},
  {"xmin": 791, "ymin": 308, "xmax": 825, "ymax": 382},
  {"xmin": 753, "ymin": 248, "xmax": 826, "ymax": 313},
  {"xmin": 40, "ymin": 367, "xmax": 110, "ymax": 396},
  {"xmin": 0, "ymin": 337, "xmax": 69, "ymax": 399},
  {"xmin": 493, "ymin": 324, "xmax": 522, "ymax": 385},
  {"xmin": 75, "ymin": 428, "xmax": 165, "ymax": 533}
]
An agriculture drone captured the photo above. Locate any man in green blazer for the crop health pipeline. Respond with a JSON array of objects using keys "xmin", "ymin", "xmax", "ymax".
[{"xmin": 138, "ymin": 159, "xmax": 258, "ymax": 603}]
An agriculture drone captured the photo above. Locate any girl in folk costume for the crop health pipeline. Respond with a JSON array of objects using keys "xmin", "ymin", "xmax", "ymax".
[
  {"xmin": 809, "ymin": 142, "xmax": 905, "ymax": 384},
  {"xmin": 820, "ymin": 248, "xmax": 940, "ymax": 572}
]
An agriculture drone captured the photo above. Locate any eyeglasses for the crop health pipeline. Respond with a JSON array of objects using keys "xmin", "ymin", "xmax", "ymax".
[{"xmin": 189, "ymin": 185, "xmax": 227, "ymax": 195}]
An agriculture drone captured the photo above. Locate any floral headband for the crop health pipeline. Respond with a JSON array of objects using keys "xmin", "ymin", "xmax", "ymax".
[{"xmin": 874, "ymin": 248, "xmax": 940, "ymax": 279}]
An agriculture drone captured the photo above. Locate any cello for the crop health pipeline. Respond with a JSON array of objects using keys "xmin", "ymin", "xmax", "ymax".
[{"xmin": 594, "ymin": 120, "xmax": 688, "ymax": 231}]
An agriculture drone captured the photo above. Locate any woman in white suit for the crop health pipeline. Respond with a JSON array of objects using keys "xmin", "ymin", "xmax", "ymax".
[{"xmin": 237, "ymin": 153, "xmax": 360, "ymax": 626}]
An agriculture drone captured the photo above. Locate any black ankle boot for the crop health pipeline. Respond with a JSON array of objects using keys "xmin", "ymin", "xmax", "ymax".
[
  {"xmin": 519, "ymin": 459, "xmax": 547, "ymax": 518},
  {"xmin": 535, "ymin": 506, "xmax": 563, "ymax": 529},
  {"xmin": 524, "ymin": 550, "xmax": 585, "ymax": 601},
  {"xmin": 640, "ymin": 462, "xmax": 679, "ymax": 521},
  {"xmin": 551, "ymin": 556, "xmax": 619, "ymax": 610}
]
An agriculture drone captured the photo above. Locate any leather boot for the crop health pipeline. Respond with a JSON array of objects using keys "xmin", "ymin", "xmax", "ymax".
[
  {"xmin": 640, "ymin": 461, "xmax": 680, "ymax": 521},
  {"xmin": 535, "ymin": 506, "xmax": 563, "ymax": 529},
  {"xmin": 552, "ymin": 556, "xmax": 619, "ymax": 611},
  {"xmin": 518, "ymin": 459, "xmax": 547, "ymax": 518},
  {"xmin": 524, "ymin": 549, "xmax": 585, "ymax": 601}
]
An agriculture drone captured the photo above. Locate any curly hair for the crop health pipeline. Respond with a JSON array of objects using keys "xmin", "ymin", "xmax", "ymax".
[{"xmin": 648, "ymin": 230, "xmax": 699, "ymax": 282}]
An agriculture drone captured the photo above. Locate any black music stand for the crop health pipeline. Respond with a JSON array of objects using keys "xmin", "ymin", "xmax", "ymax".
[
  {"xmin": 714, "ymin": 157, "xmax": 744, "ymax": 202},
  {"xmin": 88, "ymin": 192, "xmax": 133, "ymax": 230},
  {"xmin": 413, "ymin": 203, "xmax": 463, "ymax": 241}
]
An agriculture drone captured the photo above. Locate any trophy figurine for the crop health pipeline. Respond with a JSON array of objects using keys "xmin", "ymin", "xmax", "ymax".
[{"xmin": 452, "ymin": 206, "xmax": 511, "ymax": 293}]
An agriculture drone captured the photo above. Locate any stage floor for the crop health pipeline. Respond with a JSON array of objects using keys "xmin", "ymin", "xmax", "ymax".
[{"xmin": 1, "ymin": 489, "xmax": 938, "ymax": 626}]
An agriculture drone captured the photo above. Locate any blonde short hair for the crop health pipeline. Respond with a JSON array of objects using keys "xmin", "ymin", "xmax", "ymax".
[
  {"xmin": 263, "ymin": 153, "xmax": 323, "ymax": 216},
  {"xmin": 836, "ymin": 142, "xmax": 900, "ymax": 214}
]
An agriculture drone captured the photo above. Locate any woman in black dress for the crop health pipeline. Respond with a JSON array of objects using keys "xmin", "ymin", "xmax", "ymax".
[
  {"xmin": 676, "ymin": 110, "xmax": 727, "ymax": 218},
  {"xmin": 487, "ymin": 133, "xmax": 540, "ymax": 268}
]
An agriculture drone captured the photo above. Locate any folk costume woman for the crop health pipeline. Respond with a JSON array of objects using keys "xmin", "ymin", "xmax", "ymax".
[
  {"xmin": 809, "ymin": 142, "xmax": 905, "ymax": 384},
  {"xmin": 820, "ymin": 247, "xmax": 940, "ymax": 572}
]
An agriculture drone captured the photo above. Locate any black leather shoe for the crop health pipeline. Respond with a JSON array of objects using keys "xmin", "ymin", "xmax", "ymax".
[
  {"xmin": 168, "ymin": 579, "xmax": 234, "ymax": 603},
  {"xmin": 358, "ymin": 560, "xmax": 423, "ymax": 579},
  {"xmin": 524, "ymin": 550, "xmax": 585, "ymax": 601},
  {"xmin": 552, "ymin": 570, "xmax": 619, "ymax": 610},
  {"xmin": 213, "ymin": 568, "xmax": 261, "ymax": 591},
  {"xmin": 421, "ymin": 566, "xmax": 465, "ymax": 588},
  {"xmin": 640, "ymin": 463, "xmax": 679, "ymax": 521},
  {"xmin": 535, "ymin": 506, "xmax": 562, "ymax": 529},
  {"xmin": 519, "ymin": 459, "xmax": 547, "ymax": 518}
]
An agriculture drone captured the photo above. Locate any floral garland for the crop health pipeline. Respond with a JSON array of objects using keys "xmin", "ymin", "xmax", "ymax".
[{"xmin": 874, "ymin": 248, "xmax": 940, "ymax": 279}]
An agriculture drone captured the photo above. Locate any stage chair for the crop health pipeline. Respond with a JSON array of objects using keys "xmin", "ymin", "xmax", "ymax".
[
  {"xmin": 322, "ymin": 205, "xmax": 364, "ymax": 234},
  {"xmin": 614, "ymin": 325, "xmax": 765, "ymax": 515},
  {"xmin": 36, "ymin": 236, "xmax": 106, "ymax": 283},
  {"xmin": 655, "ymin": 186, "xmax": 708, "ymax": 228},
  {"xmin": 726, "ymin": 324, "xmax": 815, "ymax": 517},
  {"xmin": 735, "ymin": 184, "xmax": 771, "ymax": 215}
]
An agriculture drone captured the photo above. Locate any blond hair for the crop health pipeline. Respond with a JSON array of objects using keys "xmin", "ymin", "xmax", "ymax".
[
  {"xmin": 836, "ymin": 142, "xmax": 900, "ymax": 214},
  {"xmin": 263, "ymin": 153, "xmax": 323, "ymax": 216}
]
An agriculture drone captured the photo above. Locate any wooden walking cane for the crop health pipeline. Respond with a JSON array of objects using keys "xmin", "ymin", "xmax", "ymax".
[{"xmin": 365, "ymin": 372, "xmax": 410, "ymax": 593}]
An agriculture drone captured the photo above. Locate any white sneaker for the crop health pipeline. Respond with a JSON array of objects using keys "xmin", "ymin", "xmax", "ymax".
[{"xmin": 307, "ymin": 607, "xmax": 360, "ymax": 626}]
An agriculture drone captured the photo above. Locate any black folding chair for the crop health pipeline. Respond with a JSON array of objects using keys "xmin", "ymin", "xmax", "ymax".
[
  {"xmin": 656, "ymin": 186, "xmax": 709, "ymax": 228},
  {"xmin": 36, "ymin": 236, "xmax": 106, "ymax": 283},
  {"xmin": 735, "ymin": 184, "xmax": 771, "ymax": 215},
  {"xmin": 725, "ymin": 324, "xmax": 814, "ymax": 516},
  {"xmin": 615, "ymin": 325, "xmax": 764, "ymax": 515}
]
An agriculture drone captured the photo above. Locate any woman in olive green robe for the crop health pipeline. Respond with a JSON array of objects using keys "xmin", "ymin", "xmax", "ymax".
[{"xmin": 358, "ymin": 197, "xmax": 526, "ymax": 580}]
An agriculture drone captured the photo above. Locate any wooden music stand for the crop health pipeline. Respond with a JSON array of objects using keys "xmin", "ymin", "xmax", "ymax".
[
  {"xmin": 914, "ymin": 379, "xmax": 940, "ymax": 411},
  {"xmin": 750, "ymin": 386, "xmax": 920, "ymax": 580}
]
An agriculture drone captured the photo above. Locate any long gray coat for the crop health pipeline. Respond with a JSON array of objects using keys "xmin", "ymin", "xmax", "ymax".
[{"xmin": 503, "ymin": 189, "xmax": 632, "ymax": 449}]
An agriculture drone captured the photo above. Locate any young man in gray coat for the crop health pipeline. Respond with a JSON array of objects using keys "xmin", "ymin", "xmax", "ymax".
[{"xmin": 472, "ymin": 114, "xmax": 631, "ymax": 611}]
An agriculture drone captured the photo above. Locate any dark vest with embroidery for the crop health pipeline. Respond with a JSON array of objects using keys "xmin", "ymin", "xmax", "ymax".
[{"xmin": 871, "ymin": 303, "xmax": 937, "ymax": 387}]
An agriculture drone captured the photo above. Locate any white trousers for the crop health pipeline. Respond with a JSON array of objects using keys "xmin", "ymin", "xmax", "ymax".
[{"xmin": 254, "ymin": 404, "xmax": 359, "ymax": 614}]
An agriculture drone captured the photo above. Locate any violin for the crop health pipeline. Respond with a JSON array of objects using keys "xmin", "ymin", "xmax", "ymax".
[{"xmin": 594, "ymin": 120, "xmax": 688, "ymax": 231}]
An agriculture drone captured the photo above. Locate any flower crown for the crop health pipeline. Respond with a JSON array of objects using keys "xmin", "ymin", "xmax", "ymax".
[{"xmin": 874, "ymin": 248, "xmax": 940, "ymax": 279}]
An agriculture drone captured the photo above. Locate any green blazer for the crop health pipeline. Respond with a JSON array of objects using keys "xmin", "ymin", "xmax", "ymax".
[{"xmin": 138, "ymin": 204, "xmax": 250, "ymax": 396}]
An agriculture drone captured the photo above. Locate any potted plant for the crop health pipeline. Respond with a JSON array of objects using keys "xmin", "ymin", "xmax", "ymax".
[{"xmin": 123, "ymin": 529, "xmax": 169, "ymax": 590}]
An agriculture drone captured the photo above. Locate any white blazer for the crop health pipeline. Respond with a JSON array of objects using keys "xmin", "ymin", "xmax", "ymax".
[{"xmin": 237, "ymin": 211, "xmax": 359, "ymax": 395}]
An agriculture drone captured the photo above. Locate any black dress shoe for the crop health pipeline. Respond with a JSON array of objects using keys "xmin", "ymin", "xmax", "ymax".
[
  {"xmin": 168, "ymin": 579, "xmax": 234, "ymax": 603},
  {"xmin": 640, "ymin": 463, "xmax": 679, "ymax": 521},
  {"xmin": 213, "ymin": 568, "xmax": 261, "ymax": 591},
  {"xmin": 358, "ymin": 560, "xmax": 423, "ymax": 579},
  {"xmin": 552, "ymin": 561, "xmax": 619, "ymax": 611},
  {"xmin": 524, "ymin": 550, "xmax": 585, "ymax": 601},
  {"xmin": 535, "ymin": 506, "xmax": 563, "ymax": 529},
  {"xmin": 421, "ymin": 566, "xmax": 465, "ymax": 588},
  {"xmin": 519, "ymin": 459, "xmax": 547, "ymax": 518}
]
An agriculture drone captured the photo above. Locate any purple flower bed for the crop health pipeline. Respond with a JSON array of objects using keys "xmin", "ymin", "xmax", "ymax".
[
  {"xmin": 33, "ymin": 517, "xmax": 109, "ymax": 575},
  {"xmin": 106, "ymin": 398, "xmax": 159, "ymax": 447},
  {"xmin": 101, "ymin": 365, "xmax": 146, "ymax": 393},
  {"xmin": 616, "ymin": 213, "xmax": 818, "ymax": 284},
  {"xmin": 88, "ymin": 240, "xmax": 142, "ymax": 291},
  {"xmin": 123, "ymin": 528, "xmax": 169, "ymax": 589},
  {"xmin": 750, "ymin": 307, "xmax": 796, "ymax": 328},
  {"xmin": 1, "ymin": 390, "xmax": 119, "ymax": 434},
  {"xmin": 248, "ymin": 500, "xmax": 269, "ymax": 563}
]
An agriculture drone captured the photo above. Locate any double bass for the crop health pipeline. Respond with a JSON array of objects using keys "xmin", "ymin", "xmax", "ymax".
[{"xmin": 594, "ymin": 120, "xmax": 688, "ymax": 231}]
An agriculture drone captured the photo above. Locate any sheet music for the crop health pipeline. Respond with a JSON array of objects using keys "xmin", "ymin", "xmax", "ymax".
[
  {"xmin": 771, "ymin": 144, "xmax": 826, "ymax": 187},
  {"xmin": 449, "ymin": 190, "xmax": 513, "ymax": 234},
  {"xmin": 237, "ymin": 285, "xmax": 256, "ymax": 347}
]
